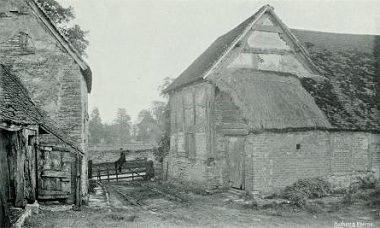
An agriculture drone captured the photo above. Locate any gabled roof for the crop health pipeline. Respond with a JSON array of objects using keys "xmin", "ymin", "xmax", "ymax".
[
  {"xmin": 165, "ymin": 5, "xmax": 380, "ymax": 131},
  {"xmin": 163, "ymin": 5, "xmax": 319, "ymax": 93},
  {"xmin": 0, "ymin": 64, "xmax": 83, "ymax": 154},
  {"xmin": 0, "ymin": 0, "xmax": 92, "ymax": 92}
]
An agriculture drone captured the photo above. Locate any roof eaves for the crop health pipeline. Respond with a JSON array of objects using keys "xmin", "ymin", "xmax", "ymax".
[
  {"xmin": 27, "ymin": 0, "xmax": 92, "ymax": 93},
  {"xmin": 266, "ymin": 8, "xmax": 323, "ymax": 75},
  {"xmin": 202, "ymin": 5, "xmax": 271, "ymax": 81}
]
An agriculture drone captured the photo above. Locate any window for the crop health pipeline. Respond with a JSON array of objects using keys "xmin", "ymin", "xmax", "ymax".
[
  {"xmin": 186, "ymin": 133, "xmax": 196, "ymax": 159},
  {"xmin": 28, "ymin": 135, "xmax": 35, "ymax": 146},
  {"xmin": 184, "ymin": 91, "xmax": 194, "ymax": 127},
  {"xmin": 296, "ymin": 144, "xmax": 301, "ymax": 150}
]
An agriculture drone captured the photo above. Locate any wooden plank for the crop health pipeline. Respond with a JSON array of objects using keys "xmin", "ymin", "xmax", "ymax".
[
  {"xmin": 41, "ymin": 170, "xmax": 71, "ymax": 178},
  {"xmin": 38, "ymin": 194, "xmax": 70, "ymax": 199},
  {"xmin": 75, "ymin": 154, "xmax": 82, "ymax": 207},
  {"xmin": 39, "ymin": 190, "xmax": 70, "ymax": 195},
  {"xmin": 222, "ymin": 129, "xmax": 249, "ymax": 136},
  {"xmin": 228, "ymin": 137, "xmax": 245, "ymax": 189},
  {"xmin": 251, "ymin": 24, "xmax": 282, "ymax": 33},
  {"xmin": 15, "ymin": 131, "xmax": 25, "ymax": 207},
  {"xmin": 242, "ymin": 47, "xmax": 292, "ymax": 55}
]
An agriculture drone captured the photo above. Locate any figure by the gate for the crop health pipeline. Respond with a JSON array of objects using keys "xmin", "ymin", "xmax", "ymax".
[{"xmin": 115, "ymin": 149, "xmax": 127, "ymax": 172}]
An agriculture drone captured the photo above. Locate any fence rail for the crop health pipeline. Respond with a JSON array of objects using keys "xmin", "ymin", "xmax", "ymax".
[{"xmin": 89, "ymin": 158, "xmax": 154, "ymax": 182}]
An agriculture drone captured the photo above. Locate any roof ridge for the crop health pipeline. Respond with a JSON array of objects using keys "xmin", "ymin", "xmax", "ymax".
[
  {"xmin": 31, "ymin": 0, "xmax": 85, "ymax": 64},
  {"xmin": 26, "ymin": 0, "xmax": 92, "ymax": 92}
]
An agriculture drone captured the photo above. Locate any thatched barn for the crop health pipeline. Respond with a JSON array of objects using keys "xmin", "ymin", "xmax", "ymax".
[
  {"xmin": 0, "ymin": 65, "xmax": 83, "ymax": 225},
  {"xmin": 163, "ymin": 5, "xmax": 380, "ymax": 193}
]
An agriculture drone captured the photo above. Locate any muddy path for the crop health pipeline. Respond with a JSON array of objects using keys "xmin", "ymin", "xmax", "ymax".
[{"xmin": 24, "ymin": 181, "xmax": 379, "ymax": 228}]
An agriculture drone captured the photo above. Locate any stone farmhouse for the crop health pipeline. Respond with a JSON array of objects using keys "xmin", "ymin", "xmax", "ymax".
[
  {"xmin": 163, "ymin": 5, "xmax": 380, "ymax": 193},
  {"xmin": 0, "ymin": 65, "xmax": 84, "ymax": 226},
  {"xmin": 0, "ymin": 0, "xmax": 92, "ymax": 198}
]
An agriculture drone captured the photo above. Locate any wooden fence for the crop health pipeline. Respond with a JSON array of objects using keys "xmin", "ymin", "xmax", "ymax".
[{"xmin": 89, "ymin": 158, "xmax": 154, "ymax": 182}]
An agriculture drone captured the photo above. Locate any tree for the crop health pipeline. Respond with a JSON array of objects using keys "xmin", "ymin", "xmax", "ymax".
[
  {"xmin": 135, "ymin": 109, "xmax": 160, "ymax": 143},
  {"xmin": 102, "ymin": 123, "xmax": 117, "ymax": 145},
  {"xmin": 88, "ymin": 108, "xmax": 103, "ymax": 145},
  {"xmin": 36, "ymin": 0, "xmax": 89, "ymax": 56},
  {"xmin": 113, "ymin": 108, "xmax": 131, "ymax": 144},
  {"xmin": 157, "ymin": 77, "xmax": 175, "ymax": 98}
]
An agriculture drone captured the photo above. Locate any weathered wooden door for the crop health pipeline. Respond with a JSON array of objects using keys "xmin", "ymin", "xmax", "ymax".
[
  {"xmin": 227, "ymin": 137, "xmax": 245, "ymax": 189},
  {"xmin": 37, "ymin": 147, "xmax": 74, "ymax": 201}
]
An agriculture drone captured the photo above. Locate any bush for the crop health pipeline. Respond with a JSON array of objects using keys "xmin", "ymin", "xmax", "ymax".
[
  {"xmin": 357, "ymin": 174, "xmax": 377, "ymax": 189},
  {"xmin": 281, "ymin": 177, "xmax": 332, "ymax": 206}
]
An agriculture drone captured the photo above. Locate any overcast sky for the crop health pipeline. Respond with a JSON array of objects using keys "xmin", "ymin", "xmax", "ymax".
[{"xmin": 58, "ymin": 0, "xmax": 380, "ymax": 123}]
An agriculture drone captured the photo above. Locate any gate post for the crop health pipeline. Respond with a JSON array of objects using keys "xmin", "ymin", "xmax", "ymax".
[
  {"xmin": 88, "ymin": 160, "xmax": 92, "ymax": 179},
  {"xmin": 146, "ymin": 160, "xmax": 154, "ymax": 180}
]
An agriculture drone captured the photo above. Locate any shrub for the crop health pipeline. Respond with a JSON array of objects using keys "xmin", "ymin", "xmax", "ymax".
[
  {"xmin": 281, "ymin": 177, "xmax": 332, "ymax": 206},
  {"xmin": 357, "ymin": 174, "xmax": 377, "ymax": 189}
]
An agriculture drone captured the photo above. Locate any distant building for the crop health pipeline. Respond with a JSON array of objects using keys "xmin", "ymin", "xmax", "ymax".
[
  {"xmin": 0, "ymin": 0, "xmax": 92, "ymax": 198},
  {"xmin": 163, "ymin": 5, "xmax": 380, "ymax": 192}
]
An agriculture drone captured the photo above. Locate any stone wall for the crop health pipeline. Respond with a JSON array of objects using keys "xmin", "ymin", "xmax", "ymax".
[{"xmin": 0, "ymin": 1, "xmax": 89, "ymax": 196}]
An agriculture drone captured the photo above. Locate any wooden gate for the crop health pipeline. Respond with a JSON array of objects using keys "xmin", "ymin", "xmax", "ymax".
[
  {"xmin": 227, "ymin": 137, "xmax": 245, "ymax": 189},
  {"xmin": 89, "ymin": 158, "xmax": 154, "ymax": 182},
  {"xmin": 37, "ymin": 146, "xmax": 77, "ymax": 203}
]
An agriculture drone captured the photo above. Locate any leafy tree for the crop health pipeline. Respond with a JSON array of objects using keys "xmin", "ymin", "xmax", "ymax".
[
  {"xmin": 102, "ymin": 123, "xmax": 117, "ymax": 145},
  {"xmin": 36, "ymin": 0, "xmax": 89, "ymax": 56},
  {"xmin": 135, "ymin": 109, "xmax": 160, "ymax": 143},
  {"xmin": 157, "ymin": 77, "xmax": 175, "ymax": 98},
  {"xmin": 113, "ymin": 108, "xmax": 132, "ymax": 144},
  {"xmin": 88, "ymin": 108, "xmax": 103, "ymax": 145}
]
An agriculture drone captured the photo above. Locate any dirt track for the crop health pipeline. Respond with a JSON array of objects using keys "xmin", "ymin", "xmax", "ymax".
[{"xmin": 24, "ymin": 181, "xmax": 379, "ymax": 228}]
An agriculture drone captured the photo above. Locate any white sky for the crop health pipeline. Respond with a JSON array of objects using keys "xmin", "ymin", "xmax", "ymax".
[{"xmin": 58, "ymin": 0, "xmax": 380, "ymax": 123}]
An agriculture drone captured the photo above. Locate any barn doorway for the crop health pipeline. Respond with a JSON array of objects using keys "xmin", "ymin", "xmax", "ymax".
[
  {"xmin": 227, "ymin": 137, "xmax": 245, "ymax": 190},
  {"xmin": 37, "ymin": 147, "xmax": 76, "ymax": 204}
]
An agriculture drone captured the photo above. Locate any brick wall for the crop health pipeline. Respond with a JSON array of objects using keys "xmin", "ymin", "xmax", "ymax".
[
  {"xmin": 244, "ymin": 131, "xmax": 377, "ymax": 192},
  {"xmin": 0, "ymin": 1, "xmax": 89, "ymax": 196},
  {"xmin": 245, "ymin": 131, "xmax": 330, "ymax": 192}
]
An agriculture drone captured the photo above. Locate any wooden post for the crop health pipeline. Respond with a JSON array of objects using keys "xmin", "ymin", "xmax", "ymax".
[
  {"xmin": 116, "ymin": 166, "xmax": 118, "ymax": 182},
  {"xmin": 75, "ymin": 154, "xmax": 82, "ymax": 207},
  {"xmin": 0, "ymin": 188, "xmax": 10, "ymax": 228},
  {"xmin": 88, "ymin": 160, "xmax": 93, "ymax": 179},
  {"xmin": 107, "ymin": 166, "xmax": 110, "ymax": 183},
  {"xmin": 98, "ymin": 170, "xmax": 101, "ymax": 182}
]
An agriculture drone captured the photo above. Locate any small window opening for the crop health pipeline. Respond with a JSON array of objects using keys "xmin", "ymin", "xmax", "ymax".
[
  {"xmin": 296, "ymin": 144, "xmax": 301, "ymax": 150},
  {"xmin": 28, "ymin": 135, "xmax": 35, "ymax": 146}
]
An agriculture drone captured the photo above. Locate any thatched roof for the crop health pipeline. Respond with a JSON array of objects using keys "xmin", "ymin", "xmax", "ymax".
[
  {"xmin": 0, "ymin": 65, "xmax": 83, "ymax": 154},
  {"xmin": 209, "ymin": 69, "xmax": 332, "ymax": 130},
  {"xmin": 164, "ymin": 6, "xmax": 380, "ymax": 131},
  {"xmin": 0, "ymin": 0, "xmax": 92, "ymax": 92}
]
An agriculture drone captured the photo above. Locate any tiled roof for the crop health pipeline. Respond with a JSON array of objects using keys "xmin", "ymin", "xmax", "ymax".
[
  {"xmin": 294, "ymin": 30, "xmax": 380, "ymax": 130},
  {"xmin": 0, "ymin": 64, "xmax": 83, "ymax": 154},
  {"xmin": 164, "ymin": 6, "xmax": 380, "ymax": 131}
]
